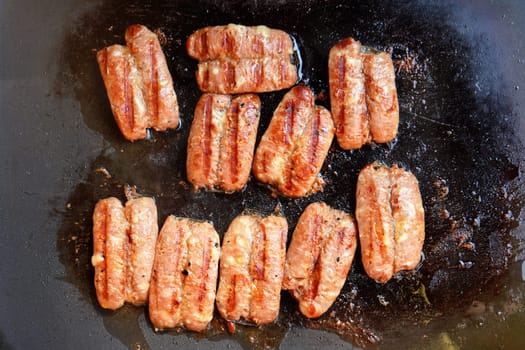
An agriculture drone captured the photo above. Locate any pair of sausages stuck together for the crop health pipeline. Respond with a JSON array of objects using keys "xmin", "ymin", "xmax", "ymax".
[{"xmin": 92, "ymin": 166, "xmax": 424, "ymax": 331}]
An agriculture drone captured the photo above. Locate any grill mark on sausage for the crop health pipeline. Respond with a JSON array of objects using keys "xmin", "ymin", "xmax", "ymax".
[
  {"xmin": 169, "ymin": 225, "xmax": 184, "ymax": 314},
  {"xmin": 197, "ymin": 239, "xmax": 212, "ymax": 312},
  {"xmin": 225, "ymin": 60, "xmax": 236, "ymax": 91},
  {"xmin": 284, "ymin": 99, "xmax": 296, "ymax": 145},
  {"xmin": 149, "ymin": 40, "xmax": 159, "ymax": 123},
  {"xmin": 223, "ymin": 31, "xmax": 233, "ymax": 56},
  {"xmin": 253, "ymin": 60, "xmax": 263, "ymax": 87},
  {"xmin": 102, "ymin": 202, "xmax": 110, "ymax": 303},
  {"xmin": 336, "ymin": 56, "xmax": 346, "ymax": 137},
  {"xmin": 307, "ymin": 109, "xmax": 321, "ymax": 164},
  {"xmin": 251, "ymin": 222, "xmax": 267, "ymax": 280},
  {"xmin": 226, "ymin": 274, "xmax": 239, "ymax": 314},
  {"xmin": 201, "ymin": 95, "xmax": 213, "ymax": 179},
  {"xmin": 123, "ymin": 57, "xmax": 134, "ymax": 131},
  {"xmin": 229, "ymin": 102, "xmax": 240, "ymax": 186}
]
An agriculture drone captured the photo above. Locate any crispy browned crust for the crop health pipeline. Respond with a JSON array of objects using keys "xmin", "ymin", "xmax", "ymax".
[
  {"xmin": 97, "ymin": 45, "xmax": 148, "ymax": 141},
  {"xmin": 252, "ymin": 86, "xmax": 334, "ymax": 198},
  {"xmin": 196, "ymin": 57, "xmax": 297, "ymax": 94},
  {"xmin": 124, "ymin": 197, "xmax": 158, "ymax": 305},
  {"xmin": 125, "ymin": 24, "xmax": 180, "ymax": 132},
  {"xmin": 283, "ymin": 202, "xmax": 357, "ymax": 318},
  {"xmin": 186, "ymin": 93, "xmax": 261, "ymax": 192},
  {"xmin": 328, "ymin": 37, "xmax": 369, "ymax": 150},
  {"xmin": 148, "ymin": 216, "xmax": 220, "ymax": 332},
  {"xmin": 97, "ymin": 25, "xmax": 179, "ymax": 141},
  {"xmin": 356, "ymin": 162, "xmax": 424, "ymax": 283},
  {"xmin": 216, "ymin": 214, "xmax": 288, "ymax": 325},
  {"xmin": 187, "ymin": 24, "xmax": 297, "ymax": 94},
  {"xmin": 187, "ymin": 24, "xmax": 294, "ymax": 60},
  {"xmin": 92, "ymin": 197, "xmax": 129, "ymax": 310},
  {"xmin": 363, "ymin": 52, "xmax": 399, "ymax": 143}
]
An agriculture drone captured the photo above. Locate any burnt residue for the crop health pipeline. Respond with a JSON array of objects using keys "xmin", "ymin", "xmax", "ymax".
[{"xmin": 56, "ymin": 0, "xmax": 524, "ymax": 349}]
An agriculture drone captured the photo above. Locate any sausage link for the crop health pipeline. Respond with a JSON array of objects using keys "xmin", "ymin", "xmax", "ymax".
[{"xmin": 92, "ymin": 197, "xmax": 129, "ymax": 310}]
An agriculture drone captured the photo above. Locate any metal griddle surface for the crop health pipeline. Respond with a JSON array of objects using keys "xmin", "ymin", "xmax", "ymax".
[{"xmin": 1, "ymin": 0, "xmax": 525, "ymax": 349}]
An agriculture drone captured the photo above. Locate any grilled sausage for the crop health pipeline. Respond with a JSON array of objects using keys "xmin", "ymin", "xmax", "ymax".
[
  {"xmin": 92, "ymin": 197, "xmax": 129, "ymax": 310},
  {"xmin": 355, "ymin": 162, "xmax": 424, "ymax": 283},
  {"xmin": 187, "ymin": 24, "xmax": 297, "ymax": 94},
  {"xmin": 148, "ymin": 216, "xmax": 220, "ymax": 332},
  {"xmin": 92, "ymin": 196, "xmax": 158, "ymax": 309},
  {"xmin": 363, "ymin": 52, "xmax": 399, "ymax": 144},
  {"xmin": 195, "ymin": 57, "xmax": 298, "ymax": 94},
  {"xmin": 328, "ymin": 37, "xmax": 399, "ymax": 149},
  {"xmin": 125, "ymin": 24, "xmax": 180, "ymax": 132},
  {"xmin": 328, "ymin": 37, "xmax": 369, "ymax": 150},
  {"xmin": 216, "ymin": 214, "xmax": 288, "ymax": 325},
  {"xmin": 124, "ymin": 197, "xmax": 158, "ymax": 305},
  {"xmin": 97, "ymin": 25, "xmax": 180, "ymax": 141},
  {"xmin": 252, "ymin": 86, "xmax": 334, "ymax": 198},
  {"xmin": 186, "ymin": 93, "xmax": 261, "ymax": 192},
  {"xmin": 97, "ymin": 45, "xmax": 148, "ymax": 141},
  {"xmin": 187, "ymin": 24, "xmax": 295, "ymax": 60},
  {"xmin": 282, "ymin": 202, "xmax": 357, "ymax": 318}
]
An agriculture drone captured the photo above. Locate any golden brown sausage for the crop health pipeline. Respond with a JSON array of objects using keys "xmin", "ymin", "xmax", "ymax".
[
  {"xmin": 97, "ymin": 45, "xmax": 148, "ymax": 141},
  {"xmin": 216, "ymin": 214, "xmax": 288, "ymax": 325},
  {"xmin": 252, "ymin": 86, "xmax": 334, "ymax": 198},
  {"xmin": 187, "ymin": 24, "xmax": 295, "ymax": 60},
  {"xmin": 363, "ymin": 52, "xmax": 399, "ymax": 143},
  {"xmin": 283, "ymin": 202, "xmax": 357, "ymax": 318},
  {"xmin": 148, "ymin": 216, "xmax": 220, "ymax": 332},
  {"xmin": 97, "ymin": 25, "xmax": 180, "ymax": 141},
  {"xmin": 328, "ymin": 37, "xmax": 369, "ymax": 150},
  {"xmin": 92, "ymin": 196, "xmax": 158, "ymax": 309},
  {"xmin": 356, "ymin": 162, "xmax": 424, "ymax": 283},
  {"xmin": 124, "ymin": 197, "xmax": 158, "ymax": 305},
  {"xmin": 186, "ymin": 93, "xmax": 261, "ymax": 192},
  {"xmin": 92, "ymin": 197, "xmax": 129, "ymax": 310},
  {"xmin": 125, "ymin": 24, "xmax": 180, "ymax": 132},
  {"xmin": 187, "ymin": 24, "xmax": 297, "ymax": 94},
  {"xmin": 328, "ymin": 37, "xmax": 399, "ymax": 149}
]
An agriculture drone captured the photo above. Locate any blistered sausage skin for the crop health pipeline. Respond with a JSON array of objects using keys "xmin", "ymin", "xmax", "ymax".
[
  {"xmin": 216, "ymin": 214, "xmax": 288, "ymax": 325},
  {"xmin": 186, "ymin": 93, "xmax": 261, "ymax": 192},
  {"xmin": 97, "ymin": 45, "xmax": 148, "ymax": 141},
  {"xmin": 148, "ymin": 216, "xmax": 220, "ymax": 332},
  {"xmin": 125, "ymin": 24, "xmax": 180, "ymax": 132},
  {"xmin": 356, "ymin": 162, "xmax": 424, "ymax": 283},
  {"xmin": 363, "ymin": 52, "xmax": 399, "ymax": 144},
  {"xmin": 187, "ymin": 24, "xmax": 298, "ymax": 94},
  {"xmin": 252, "ymin": 86, "xmax": 334, "ymax": 198},
  {"xmin": 92, "ymin": 196, "xmax": 158, "ymax": 309},
  {"xmin": 187, "ymin": 24, "xmax": 295, "ymax": 60},
  {"xmin": 92, "ymin": 197, "xmax": 129, "ymax": 310},
  {"xmin": 283, "ymin": 202, "xmax": 357, "ymax": 318},
  {"xmin": 328, "ymin": 37, "xmax": 369, "ymax": 150},
  {"xmin": 196, "ymin": 57, "xmax": 298, "ymax": 94},
  {"xmin": 124, "ymin": 197, "xmax": 158, "ymax": 305}
]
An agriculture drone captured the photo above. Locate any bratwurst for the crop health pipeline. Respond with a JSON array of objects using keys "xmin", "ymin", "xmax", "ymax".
[
  {"xmin": 328, "ymin": 37, "xmax": 398, "ymax": 149},
  {"xmin": 283, "ymin": 202, "xmax": 358, "ymax": 318},
  {"xmin": 92, "ymin": 196, "xmax": 158, "ymax": 309},
  {"xmin": 187, "ymin": 24, "xmax": 298, "ymax": 94},
  {"xmin": 97, "ymin": 24, "xmax": 180, "ymax": 141},
  {"xmin": 186, "ymin": 93, "xmax": 261, "ymax": 192},
  {"xmin": 252, "ymin": 86, "xmax": 334, "ymax": 198},
  {"xmin": 215, "ymin": 214, "xmax": 288, "ymax": 325},
  {"xmin": 148, "ymin": 216, "xmax": 220, "ymax": 332},
  {"xmin": 355, "ymin": 162, "xmax": 425, "ymax": 283}
]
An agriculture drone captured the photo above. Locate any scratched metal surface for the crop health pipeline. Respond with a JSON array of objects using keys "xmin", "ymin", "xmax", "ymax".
[{"xmin": 1, "ymin": 0, "xmax": 524, "ymax": 349}]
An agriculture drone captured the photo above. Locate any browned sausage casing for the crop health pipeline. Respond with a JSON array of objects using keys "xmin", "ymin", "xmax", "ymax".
[
  {"xmin": 187, "ymin": 24, "xmax": 298, "ymax": 94},
  {"xmin": 186, "ymin": 93, "xmax": 261, "ymax": 192},
  {"xmin": 328, "ymin": 37, "xmax": 399, "ymax": 149},
  {"xmin": 92, "ymin": 196, "xmax": 158, "ymax": 309},
  {"xmin": 92, "ymin": 197, "xmax": 129, "ymax": 310},
  {"xmin": 97, "ymin": 24, "xmax": 180, "ymax": 141},
  {"xmin": 328, "ymin": 37, "xmax": 369, "ymax": 150},
  {"xmin": 216, "ymin": 214, "xmax": 288, "ymax": 325},
  {"xmin": 148, "ymin": 216, "xmax": 220, "ymax": 332},
  {"xmin": 363, "ymin": 52, "xmax": 399, "ymax": 144},
  {"xmin": 283, "ymin": 202, "xmax": 357, "ymax": 318},
  {"xmin": 356, "ymin": 162, "xmax": 424, "ymax": 283},
  {"xmin": 125, "ymin": 24, "xmax": 180, "ymax": 132},
  {"xmin": 252, "ymin": 86, "xmax": 335, "ymax": 198}
]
